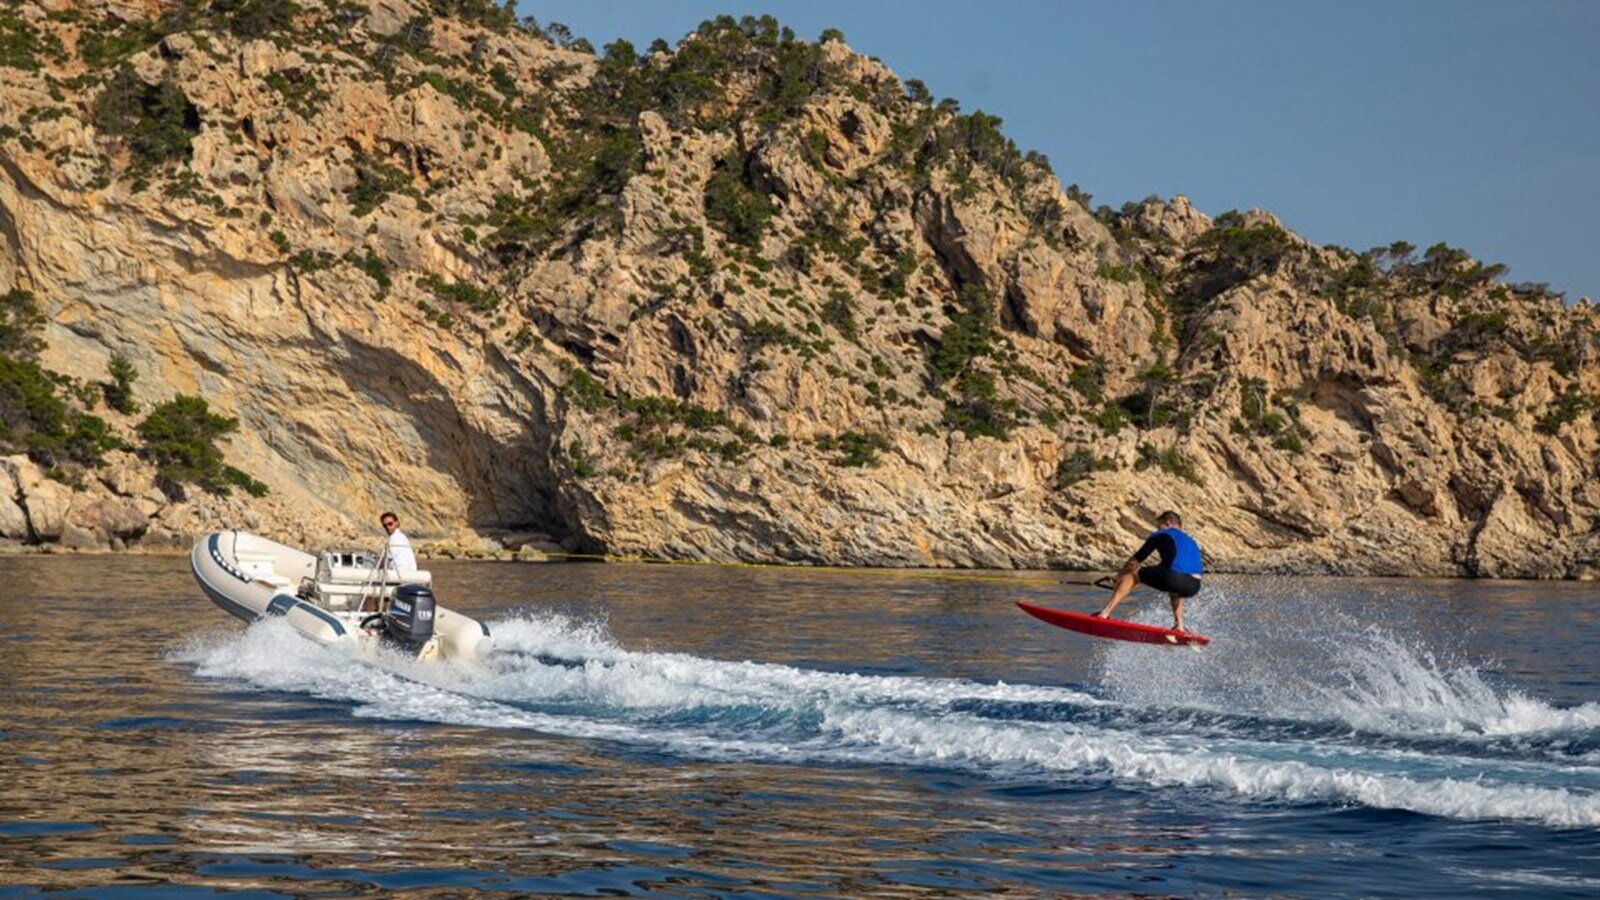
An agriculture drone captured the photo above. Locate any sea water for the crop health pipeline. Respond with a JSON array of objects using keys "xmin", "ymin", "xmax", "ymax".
[{"xmin": 1, "ymin": 555, "xmax": 1596, "ymax": 896}]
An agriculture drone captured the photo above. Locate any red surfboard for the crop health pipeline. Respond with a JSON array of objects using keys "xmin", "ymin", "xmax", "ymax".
[{"xmin": 1016, "ymin": 601, "xmax": 1210, "ymax": 647}]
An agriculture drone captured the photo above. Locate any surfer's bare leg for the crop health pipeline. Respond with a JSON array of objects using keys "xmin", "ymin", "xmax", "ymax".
[
  {"xmin": 1170, "ymin": 595, "xmax": 1185, "ymax": 632},
  {"xmin": 1095, "ymin": 562, "xmax": 1139, "ymax": 618}
]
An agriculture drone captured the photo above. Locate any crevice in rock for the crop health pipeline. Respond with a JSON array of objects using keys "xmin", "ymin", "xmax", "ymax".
[
  {"xmin": 5, "ymin": 469, "xmax": 41, "ymax": 545},
  {"xmin": 1051, "ymin": 325, "xmax": 1093, "ymax": 359},
  {"xmin": 557, "ymin": 337, "xmax": 594, "ymax": 364},
  {"xmin": 666, "ymin": 316, "xmax": 695, "ymax": 358},
  {"xmin": 1457, "ymin": 485, "xmax": 1506, "ymax": 576},
  {"xmin": 1001, "ymin": 278, "xmax": 1031, "ymax": 336}
]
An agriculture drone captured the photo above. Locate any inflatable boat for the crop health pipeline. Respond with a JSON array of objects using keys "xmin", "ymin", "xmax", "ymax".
[{"xmin": 190, "ymin": 531, "xmax": 490, "ymax": 662}]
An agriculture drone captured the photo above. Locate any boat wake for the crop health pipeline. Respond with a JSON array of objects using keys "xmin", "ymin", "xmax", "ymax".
[{"xmin": 175, "ymin": 606, "xmax": 1600, "ymax": 830}]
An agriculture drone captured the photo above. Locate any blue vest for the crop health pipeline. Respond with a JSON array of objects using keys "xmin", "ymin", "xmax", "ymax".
[{"xmin": 1154, "ymin": 527, "xmax": 1203, "ymax": 575}]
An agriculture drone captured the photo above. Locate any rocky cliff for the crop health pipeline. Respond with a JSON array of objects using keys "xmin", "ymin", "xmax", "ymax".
[{"xmin": 1, "ymin": 1, "xmax": 1596, "ymax": 576}]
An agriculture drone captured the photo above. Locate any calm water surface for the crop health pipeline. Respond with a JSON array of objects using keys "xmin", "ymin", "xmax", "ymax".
[{"xmin": 1, "ymin": 555, "xmax": 1597, "ymax": 896}]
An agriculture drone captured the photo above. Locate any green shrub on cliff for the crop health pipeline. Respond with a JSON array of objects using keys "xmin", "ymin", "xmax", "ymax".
[
  {"xmin": 265, "ymin": 68, "xmax": 329, "ymax": 115},
  {"xmin": 1, "ymin": 13, "xmax": 66, "ymax": 69},
  {"xmin": 0, "ymin": 290, "xmax": 116, "ymax": 470},
  {"xmin": 1393, "ymin": 242, "xmax": 1507, "ymax": 300},
  {"xmin": 567, "ymin": 439, "xmax": 596, "ymax": 477},
  {"xmin": 136, "ymin": 395, "xmax": 268, "ymax": 498},
  {"xmin": 1055, "ymin": 448, "xmax": 1117, "ymax": 487},
  {"xmin": 925, "ymin": 284, "xmax": 1021, "ymax": 438},
  {"xmin": 816, "ymin": 429, "xmax": 888, "ymax": 467},
  {"xmin": 1068, "ymin": 361, "xmax": 1107, "ymax": 406},
  {"xmin": 605, "ymin": 393, "xmax": 760, "ymax": 464},
  {"xmin": 704, "ymin": 153, "xmax": 774, "ymax": 248},
  {"xmin": 102, "ymin": 353, "xmax": 139, "ymax": 414},
  {"xmin": 354, "ymin": 249, "xmax": 391, "ymax": 297},
  {"xmin": 1094, "ymin": 402, "xmax": 1127, "ymax": 435},
  {"xmin": 420, "ymin": 274, "xmax": 498, "ymax": 313},
  {"xmin": 942, "ymin": 369, "xmax": 1019, "ymax": 439},
  {"xmin": 0, "ymin": 356, "xmax": 118, "ymax": 469},
  {"xmin": 91, "ymin": 67, "xmax": 200, "ymax": 168},
  {"xmin": 564, "ymin": 368, "xmax": 609, "ymax": 412},
  {"xmin": 649, "ymin": 16, "xmax": 837, "ymax": 126},
  {"xmin": 821, "ymin": 290, "xmax": 858, "ymax": 341},
  {"xmin": 76, "ymin": 17, "xmax": 167, "ymax": 67},
  {"xmin": 1196, "ymin": 212, "xmax": 1296, "ymax": 278},
  {"xmin": 488, "ymin": 125, "xmax": 640, "ymax": 259},
  {"xmin": 1097, "ymin": 263, "xmax": 1140, "ymax": 285},
  {"xmin": 212, "ymin": 0, "xmax": 301, "ymax": 39},
  {"xmin": 742, "ymin": 319, "xmax": 803, "ymax": 353},
  {"xmin": 1316, "ymin": 251, "xmax": 1391, "ymax": 322},
  {"xmin": 1535, "ymin": 387, "xmax": 1592, "ymax": 436},
  {"xmin": 1137, "ymin": 443, "xmax": 1202, "ymax": 485},
  {"xmin": 345, "ymin": 154, "xmax": 410, "ymax": 216},
  {"xmin": 1116, "ymin": 362, "xmax": 1180, "ymax": 429},
  {"xmin": 488, "ymin": 14, "xmax": 851, "ymax": 260},
  {"xmin": 928, "ymin": 283, "xmax": 995, "ymax": 384},
  {"xmin": 0, "ymin": 288, "xmax": 47, "ymax": 359}
]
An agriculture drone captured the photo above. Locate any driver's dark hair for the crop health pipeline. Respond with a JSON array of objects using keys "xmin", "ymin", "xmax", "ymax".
[
  {"xmin": 1157, "ymin": 510, "xmax": 1182, "ymax": 526},
  {"xmin": 381, "ymin": 511, "xmax": 398, "ymax": 523}
]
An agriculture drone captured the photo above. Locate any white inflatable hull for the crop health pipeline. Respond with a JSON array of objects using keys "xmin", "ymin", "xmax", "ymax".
[{"xmin": 190, "ymin": 531, "xmax": 489, "ymax": 662}]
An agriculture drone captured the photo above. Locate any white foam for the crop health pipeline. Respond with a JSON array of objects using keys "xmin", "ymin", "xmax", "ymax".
[
  {"xmin": 1097, "ymin": 584, "xmax": 1600, "ymax": 742},
  {"xmin": 178, "ymin": 612, "xmax": 1600, "ymax": 829},
  {"xmin": 468, "ymin": 612, "xmax": 1103, "ymax": 711},
  {"xmin": 1443, "ymin": 867, "xmax": 1600, "ymax": 890},
  {"xmin": 1313, "ymin": 634, "xmax": 1600, "ymax": 737},
  {"xmin": 814, "ymin": 706, "xmax": 1600, "ymax": 828}
]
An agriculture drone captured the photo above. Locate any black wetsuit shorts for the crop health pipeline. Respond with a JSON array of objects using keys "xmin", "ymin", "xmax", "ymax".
[{"xmin": 1139, "ymin": 566, "xmax": 1202, "ymax": 598}]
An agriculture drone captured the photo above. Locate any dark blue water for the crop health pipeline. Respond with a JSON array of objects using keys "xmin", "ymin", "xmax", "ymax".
[{"xmin": 1, "ymin": 556, "xmax": 1597, "ymax": 896}]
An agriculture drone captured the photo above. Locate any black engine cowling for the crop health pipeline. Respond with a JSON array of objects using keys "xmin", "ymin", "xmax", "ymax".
[{"xmin": 382, "ymin": 584, "xmax": 436, "ymax": 650}]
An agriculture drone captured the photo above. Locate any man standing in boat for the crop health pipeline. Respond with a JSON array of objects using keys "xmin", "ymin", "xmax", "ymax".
[
  {"xmin": 380, "ymin": 511, "xmax": 419, "ymax": 580},
  {"xmin": 1093, "ymin": 510, "xmax": 1203, "ymax": 632}
]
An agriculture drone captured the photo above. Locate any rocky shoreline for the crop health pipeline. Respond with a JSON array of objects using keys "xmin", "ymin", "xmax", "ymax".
[{"xmin": 4, "ymin": 532, "xmax": 1592, "ymax": 582}]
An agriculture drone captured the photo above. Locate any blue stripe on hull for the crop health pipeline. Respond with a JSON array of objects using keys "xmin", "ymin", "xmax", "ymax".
[{"xmin": 193, "ymin": 567, "xmax": 260, "ymax": 624}]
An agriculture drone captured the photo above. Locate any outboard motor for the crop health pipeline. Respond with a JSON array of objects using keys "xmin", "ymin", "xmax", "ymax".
[{"xmin": 381, "ymin": 584, "xmax": 437, "ymax": 652}]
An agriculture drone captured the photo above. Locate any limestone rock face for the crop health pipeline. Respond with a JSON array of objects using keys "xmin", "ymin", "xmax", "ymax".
[
  {"xmin": 1131, "ymin": 195, "xmax": 1212, "ymax": 246},
  {"xmin": 1, "ymin": 458, "xmax": 72, "ymax": 542},
  {"xmin": 0, "ymin": 4, "xmax": 1595, "ymax": 577}
]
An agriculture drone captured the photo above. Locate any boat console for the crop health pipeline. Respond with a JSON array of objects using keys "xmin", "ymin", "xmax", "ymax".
[{"xmin": 299, "ymin": 548, "xmax": 433, "ymax": 612}]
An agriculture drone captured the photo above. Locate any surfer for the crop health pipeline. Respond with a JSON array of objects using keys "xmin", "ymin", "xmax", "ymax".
[{"xmin": 1094, "ymin": 510, "xmax": 1203, "ymax": 631}]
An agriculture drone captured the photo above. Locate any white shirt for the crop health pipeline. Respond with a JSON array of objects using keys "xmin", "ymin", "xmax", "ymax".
[{"xmin": 386, "ymin": 528, "xmax": 418, "ymax": 574}]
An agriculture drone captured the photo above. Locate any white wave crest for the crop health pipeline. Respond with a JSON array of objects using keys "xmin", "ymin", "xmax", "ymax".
[
  {"xmin": 1097, "ymin": 583, "xmax": 1600, "ymax": 741},
  {"xmin": 818, "ymin": 706, "xmax": 1600, "ymax": 829},
  {"xmin": 177, "ymin": 611, "xmax": 1600, "ymax": 829}
]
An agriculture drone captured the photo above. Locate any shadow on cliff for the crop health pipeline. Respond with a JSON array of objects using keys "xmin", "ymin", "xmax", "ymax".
[{"xmin": 327, "ymin": 335, "xmax": 565, "ymax": 539}]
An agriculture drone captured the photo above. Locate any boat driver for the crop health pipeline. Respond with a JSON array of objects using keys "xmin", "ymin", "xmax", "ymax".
[
  {"xmin": 1093, "ymin": 509, "xmax": 1204, "ymax": 632},
  {"xmin": 380, "ymin": 511, "xmax": 419, "ymax": 579}
]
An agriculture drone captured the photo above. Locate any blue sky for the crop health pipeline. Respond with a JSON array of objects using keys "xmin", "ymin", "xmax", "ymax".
[{"xmin": 517, "ymin": 1, "xmax": 1600, "ymax": 301}]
